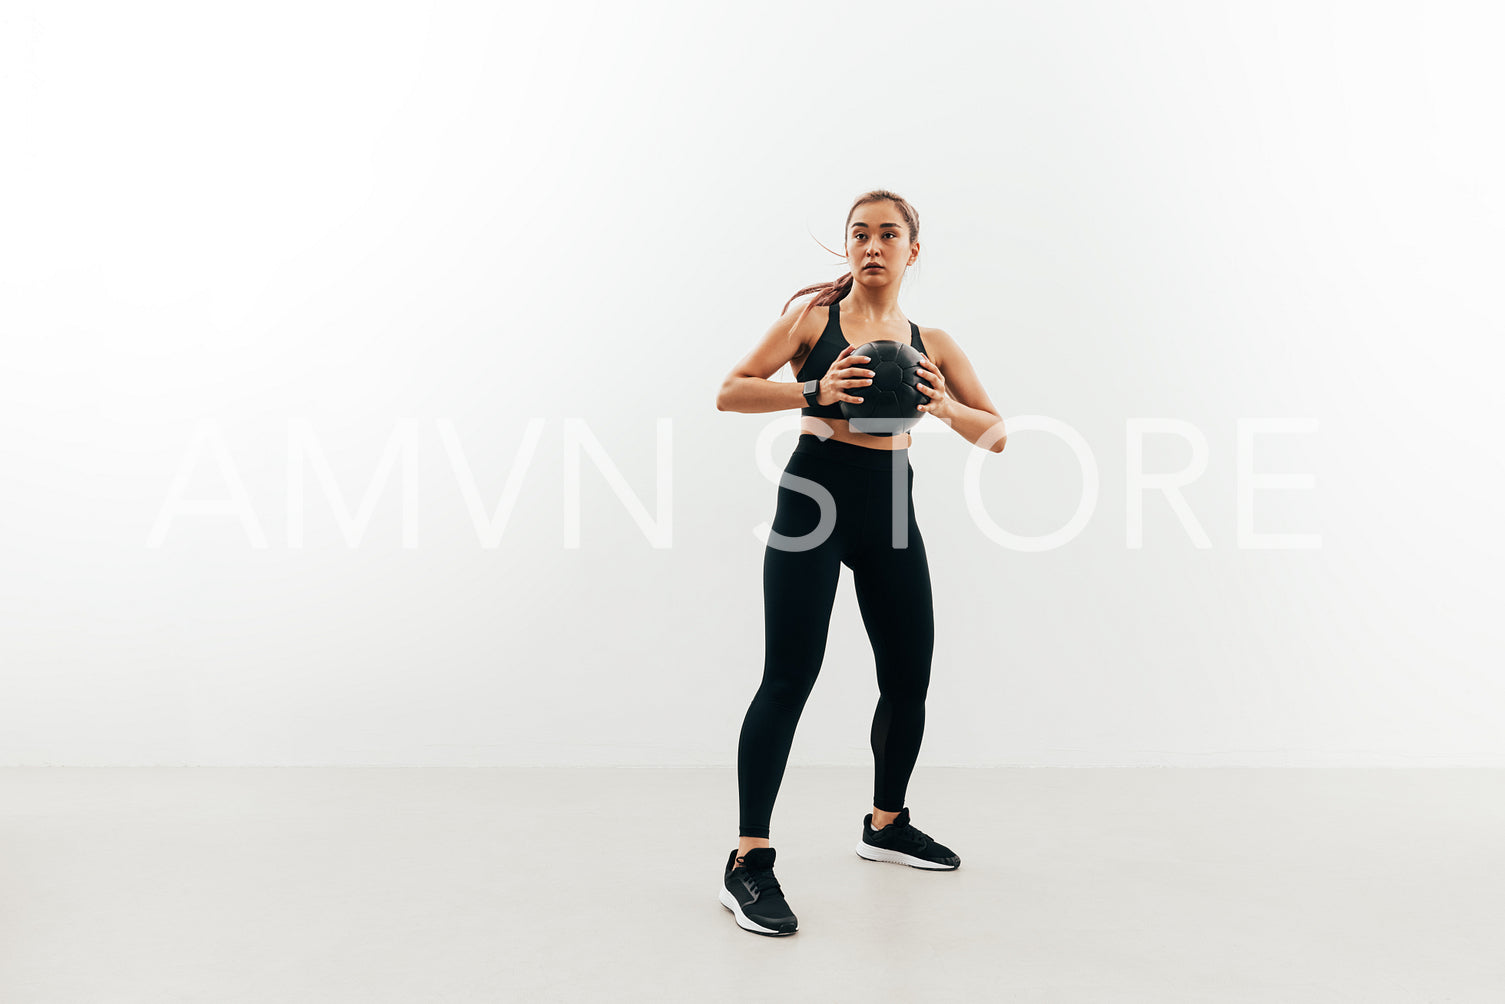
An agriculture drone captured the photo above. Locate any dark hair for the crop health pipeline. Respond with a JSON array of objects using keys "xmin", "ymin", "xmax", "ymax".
[{"xmin": 781, "ymin": 189, "xmax": 920, "ymax": 333}]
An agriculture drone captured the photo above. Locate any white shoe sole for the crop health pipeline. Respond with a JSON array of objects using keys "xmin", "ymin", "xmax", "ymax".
[
  {"xmin": 719, "ymin": 885, "xmax": 797, "ymax": 935},
  {"xmin": 855, "ymin": 841, "xmax": 960, "ymax": 870}
]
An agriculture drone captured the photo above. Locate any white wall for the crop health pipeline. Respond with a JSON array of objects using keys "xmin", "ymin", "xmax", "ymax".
[{"xmin": 2, "ymin": 0, "xmax": 1500, "ymax": 766}]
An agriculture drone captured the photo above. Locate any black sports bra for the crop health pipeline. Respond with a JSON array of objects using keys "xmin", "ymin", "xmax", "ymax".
[{"xmin": 796, "ymin": 301, "xmax": 928, "ymax": 420}]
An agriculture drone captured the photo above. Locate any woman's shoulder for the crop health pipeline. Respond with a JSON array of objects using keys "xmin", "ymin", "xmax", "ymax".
[
  {"xmin": 916, "ymin": 323, "xmax": 953, "ymax": 366},
  {"xmin": 785, "ymin": 296, "xmax": 836, "ymax": 353}
]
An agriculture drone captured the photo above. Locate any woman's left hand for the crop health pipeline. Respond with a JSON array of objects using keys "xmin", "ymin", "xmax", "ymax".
[{"xmin": 916, "ymin": 356, "xmax": 949, "ymax": 416}]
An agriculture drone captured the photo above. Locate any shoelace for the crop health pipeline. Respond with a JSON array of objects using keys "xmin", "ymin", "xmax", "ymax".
[
  {"xmin": 735, "ymin": 861, "xmax": 783, "ymax": 897},
  {"xmin": 883, "ymin": 821, "xmax": 932, "ymax": 850}
]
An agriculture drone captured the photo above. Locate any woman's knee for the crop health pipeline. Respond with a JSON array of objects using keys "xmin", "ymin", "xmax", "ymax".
[
  {"xmin": 756, "ymin": 666, "xmax": 821, "ymax": 710},
  {"xmin": 876, "ymin": 661, "xmax": 932, "ymax": 703}
]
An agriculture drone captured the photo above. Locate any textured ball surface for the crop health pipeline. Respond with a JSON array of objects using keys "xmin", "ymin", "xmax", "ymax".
[{"xmin": 839, "ymin": 340, "xmax": 929, "ymax": 437}]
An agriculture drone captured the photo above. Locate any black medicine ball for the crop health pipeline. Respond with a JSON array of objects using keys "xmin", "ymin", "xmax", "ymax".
[{"xmin": 839, "ymin": 340, "xmax": 930, "ymax": 437}]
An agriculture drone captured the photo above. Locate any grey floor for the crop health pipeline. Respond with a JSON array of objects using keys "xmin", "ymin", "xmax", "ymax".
[{"xmin": 2, "ymin": 767, "xmax": 1502, "ymax": 1003}]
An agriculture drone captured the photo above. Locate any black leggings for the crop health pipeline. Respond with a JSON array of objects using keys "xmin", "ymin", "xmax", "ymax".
[{"xmin": 737, "ymin": 433, "xmax": 935, "ymax": 839}]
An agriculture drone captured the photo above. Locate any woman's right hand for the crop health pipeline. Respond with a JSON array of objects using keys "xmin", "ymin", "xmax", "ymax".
[{"xmin": 818, "ymin": 345, "xmax": 874, "ymax": 406}]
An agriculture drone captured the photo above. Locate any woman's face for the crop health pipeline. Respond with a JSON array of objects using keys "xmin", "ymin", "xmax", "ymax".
[{"xmin": 846, "ymin": 203, "xmax": 917, "ymax": 286}]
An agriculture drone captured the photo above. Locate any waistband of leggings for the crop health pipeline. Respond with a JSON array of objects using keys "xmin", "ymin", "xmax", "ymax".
[{"xmin": 792, "ymin": 433, "xmax": 909, "ymax": 471}]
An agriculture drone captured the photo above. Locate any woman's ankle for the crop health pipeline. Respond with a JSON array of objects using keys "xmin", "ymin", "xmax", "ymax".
[{"xmin": 736, "ymin": 838, "xmax": 770, "ymax": 862}]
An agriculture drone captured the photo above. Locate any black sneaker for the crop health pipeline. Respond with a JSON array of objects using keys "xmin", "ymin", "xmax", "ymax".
[
  {"xmin": 856, "ymin": 808, "xmax": 961, "ymax": 870},
  {"xmin": 719, "ymin": 847, "xmax": 799, "ymax": 936}
]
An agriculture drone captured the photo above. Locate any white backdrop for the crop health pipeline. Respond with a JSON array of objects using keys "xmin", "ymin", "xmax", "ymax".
[{"xmin": 2, "ymin": 0, "xmax": 1500, "ymax": 766}]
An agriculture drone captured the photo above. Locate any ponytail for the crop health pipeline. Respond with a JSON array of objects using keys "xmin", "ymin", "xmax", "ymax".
[{"xmin": 780, "ymin": 272, "xmax": 853, "ymax": 335}]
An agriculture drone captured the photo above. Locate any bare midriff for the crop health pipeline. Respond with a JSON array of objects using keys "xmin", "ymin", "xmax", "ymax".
[{"xmin": 796, "ymin": 416, "xmax": 912, "ymax": 450}]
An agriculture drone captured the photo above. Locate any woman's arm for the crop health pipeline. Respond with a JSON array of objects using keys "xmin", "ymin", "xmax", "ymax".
[
  {"xmin": 716, "ymin": 304, "xmax": 815, "ymax": 413},
  {"xmin": 923, "ymin": 327, "xmax": 1007, "ymax": 453}
]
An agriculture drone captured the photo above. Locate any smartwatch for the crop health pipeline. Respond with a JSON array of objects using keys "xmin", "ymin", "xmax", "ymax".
[{"xmin": 801, "ymin": 379, "xmax": 820, "ymax": 407}]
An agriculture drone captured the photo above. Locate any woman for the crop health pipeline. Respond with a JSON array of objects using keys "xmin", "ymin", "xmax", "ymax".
[{"xmin": 714, "ymin": 189, "xmax": 1007, "ymax": 936}]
